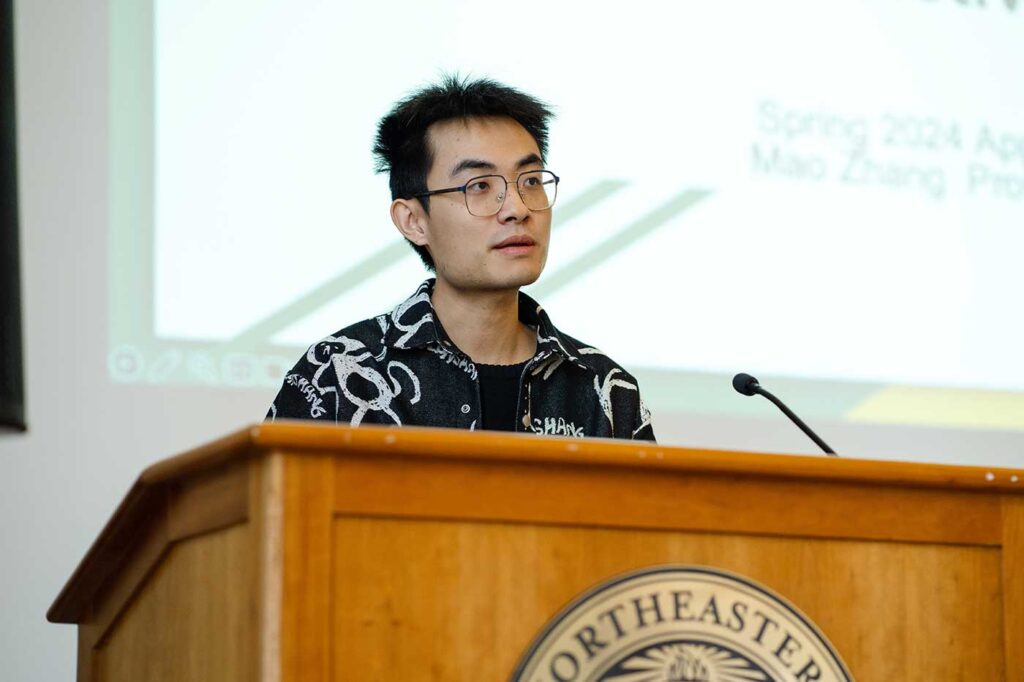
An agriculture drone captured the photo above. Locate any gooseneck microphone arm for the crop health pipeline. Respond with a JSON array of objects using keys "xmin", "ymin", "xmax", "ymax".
[{"xmin": 732, "ymin": 373, "xmax": 837, "ymax": 456}]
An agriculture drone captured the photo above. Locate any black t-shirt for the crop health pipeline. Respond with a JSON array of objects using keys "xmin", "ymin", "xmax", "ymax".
[{"xmin": 477, "ymin": 361, "xmax": 529, "ymax": 432}]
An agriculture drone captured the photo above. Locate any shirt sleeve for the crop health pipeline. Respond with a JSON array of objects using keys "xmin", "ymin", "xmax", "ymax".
[
  {"xmin": 631, "ymin": 392, "xmax": 657, "ymax": 442},
  {"xmin": 265, "ymin": 347, "xmax": 338, "ymax": 422}
]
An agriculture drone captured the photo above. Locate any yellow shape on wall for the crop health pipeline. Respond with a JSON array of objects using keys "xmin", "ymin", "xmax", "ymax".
[{"xmin": 847, "ymin": 386, "xmax": 1024, "ymax": 431}]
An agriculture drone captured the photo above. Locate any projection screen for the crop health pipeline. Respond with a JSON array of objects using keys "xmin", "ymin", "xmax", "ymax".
[{"xmin": 107, "ymin": 0, "xmax": 1024, "ymax": 435}]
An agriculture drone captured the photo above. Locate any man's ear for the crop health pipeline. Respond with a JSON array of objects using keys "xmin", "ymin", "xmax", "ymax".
[{"xmin": 391, "ymin": 198, "xmax": 429, "ymax": 247}]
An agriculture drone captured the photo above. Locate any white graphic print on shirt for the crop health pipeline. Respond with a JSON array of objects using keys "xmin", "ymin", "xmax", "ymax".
[{"xmin": 307, "ymin": 335, "xmax": 421, "ymax": 426}]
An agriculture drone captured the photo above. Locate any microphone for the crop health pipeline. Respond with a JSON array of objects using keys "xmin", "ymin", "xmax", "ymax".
[{"xmin": 732, "ymin": 373, "xmax": 837, "ymax": 456}]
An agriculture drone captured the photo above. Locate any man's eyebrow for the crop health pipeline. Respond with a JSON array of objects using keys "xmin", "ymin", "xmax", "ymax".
[
  {"xmin": 516, "ymin": 153, "xmax": 543, "ymax": 168},
  {"xmin": 449, "ymin": 153, "xmax": 544, "ymax": 177},
  {"xmin": 450, "ymin": 158, "xmax": 497, "ymax": 176}
]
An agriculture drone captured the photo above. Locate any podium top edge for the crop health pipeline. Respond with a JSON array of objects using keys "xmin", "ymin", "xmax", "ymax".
[
  {"xmin": 140, "ymin": 421, "xmax": 1024, "ymax": 493},
  {"xmin": 47, "ymin": 421, "xmax": 1024, "ymax": 624}
]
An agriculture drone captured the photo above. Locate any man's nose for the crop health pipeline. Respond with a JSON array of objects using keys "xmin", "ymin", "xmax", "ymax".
[{"xmin": 496, "ymin": 181, "xmax": 529, "ymax": 222}]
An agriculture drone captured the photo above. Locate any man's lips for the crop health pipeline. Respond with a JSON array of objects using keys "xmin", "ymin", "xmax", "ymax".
[{"xmin": 493, "ymin": 235, "xmax": 537, "ymax": 249}]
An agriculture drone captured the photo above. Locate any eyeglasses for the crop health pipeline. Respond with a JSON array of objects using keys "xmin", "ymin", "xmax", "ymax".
[{"xmin": 411, "ymin": 170, "xmax": 560, "ymax": 217}]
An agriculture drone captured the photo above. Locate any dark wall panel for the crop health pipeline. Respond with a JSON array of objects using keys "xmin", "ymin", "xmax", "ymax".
[{"xmin": 1, "ymin": 0, "xmax": 25, "ymax": 430}]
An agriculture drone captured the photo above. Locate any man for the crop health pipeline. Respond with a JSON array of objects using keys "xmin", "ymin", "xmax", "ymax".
[{"xmin": 267, "ymin": 76, "xmax": 654, "ymax": 441}]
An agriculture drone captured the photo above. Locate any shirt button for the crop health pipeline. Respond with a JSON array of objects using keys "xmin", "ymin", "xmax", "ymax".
[{"xmin": 461, "ymin": 404, "xmax": 471, "ymax": 414}]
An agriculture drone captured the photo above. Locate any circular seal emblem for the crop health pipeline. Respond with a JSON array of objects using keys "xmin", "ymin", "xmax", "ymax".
[{"xmin": 511, "ymin": 565, "xmax": 852, "ymax": 682}]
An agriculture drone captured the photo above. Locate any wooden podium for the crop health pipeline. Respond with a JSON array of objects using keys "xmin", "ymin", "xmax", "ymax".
[{"xmin": 49, "ymin": 422, "xmax": 1024, "ymax": 680}]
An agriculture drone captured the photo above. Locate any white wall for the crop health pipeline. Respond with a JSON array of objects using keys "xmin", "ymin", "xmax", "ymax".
[
  {"xmin": 3, "ymin": 1, "xmax": 1023, "ymax": 680},
  {"xmin": 1, "ymin": 2, "xmax": 273, "ymax": 678}
]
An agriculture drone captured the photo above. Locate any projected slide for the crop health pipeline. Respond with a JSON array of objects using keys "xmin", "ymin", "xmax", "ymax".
[{"xmin": 107, "ymin": 0, "xmax": 1024, "ymax": 430}]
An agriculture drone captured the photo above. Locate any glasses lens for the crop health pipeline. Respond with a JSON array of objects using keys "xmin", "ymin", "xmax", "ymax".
[
  {"xmin": 464, "ymin": 175, "xmax": 506, "ymax": 217},
  {"xmin": 518, "ymin": 171, "xmax": 558, "ymax": 211}
]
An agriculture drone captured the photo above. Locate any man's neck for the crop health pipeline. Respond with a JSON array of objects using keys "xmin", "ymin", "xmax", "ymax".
[{"xmin": 430, "ymin": 278, "xmax": 537, "ymax": 365}]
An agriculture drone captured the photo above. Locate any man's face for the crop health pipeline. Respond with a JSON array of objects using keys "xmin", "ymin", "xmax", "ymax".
[{"xmin": 412, "ymin": 116, "xmax": 552, "ymax": 293}]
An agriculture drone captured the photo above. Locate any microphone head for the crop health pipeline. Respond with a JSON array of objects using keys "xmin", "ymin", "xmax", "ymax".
[{"xmin": 732, "ymin": 372, "xmax": 761, "ymax": 396}]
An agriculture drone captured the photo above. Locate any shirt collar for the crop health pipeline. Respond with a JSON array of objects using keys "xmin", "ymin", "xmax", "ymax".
[{"xmin": 381, "ymin": 279, "xmax": 590, "ymax": 371}]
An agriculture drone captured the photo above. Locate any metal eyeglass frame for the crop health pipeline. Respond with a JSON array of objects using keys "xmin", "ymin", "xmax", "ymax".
[{"xmin": 410, "ymin": 170, "xmax": 560, "ymax": 217}]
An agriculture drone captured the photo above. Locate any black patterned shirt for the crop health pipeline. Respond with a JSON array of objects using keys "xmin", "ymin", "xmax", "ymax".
[{"xmin": 266, "ymin": 280, "xmax": 656, "ymax": 441}]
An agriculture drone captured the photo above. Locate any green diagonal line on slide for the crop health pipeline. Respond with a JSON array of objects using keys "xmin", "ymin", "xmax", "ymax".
[
  {"xmin": 231, "ymin": 239, "xmax": 408, "ymax": 346},
  {"xmin": 552, "ymin": 179, "xmax": 629, "ymax": 229},
  {"xmin": 229, "ymin": 179, "xmax": 628, "ymax": 346},
  {"xmin": 529, "ymin": 188, "xmax": 712, "ymax": 300}
]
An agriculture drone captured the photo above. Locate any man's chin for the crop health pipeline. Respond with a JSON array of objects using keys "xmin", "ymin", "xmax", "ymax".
[
  {"xmin": 476, "ymin": 258, "xmax": 545, "ymax": 290},
  {"xmin": 465, "ymin": 271, "xmax": 543, "ymax": 293},
  {"xmin": 502, "ymin": 265, "xmax": 544, "ymax": 290},
  {"xmin": 512, "ymin": 270, "xmax": 542, "ymax": 288},
  {"xmin": 436, "ymin": 261, "xmax": 545, "ymax": 293}
]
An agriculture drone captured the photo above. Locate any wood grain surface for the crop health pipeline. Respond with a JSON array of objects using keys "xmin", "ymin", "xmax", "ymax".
[
  {"xmin": 48, "ymin": 424, "xmax": 1024, "ymax": 681},
  {"xmin": 279, "ymin": 453, "xmax": 334, "ymax": 682},
  {"xmin": 93, "ymin": 524, "xmax": 258, "ymax": 682},
  {"xmin": 331, "ymin": 516, "xmax": 1004, "ymax": 680},
  {"xmin": 1003, "ymin": 495, "xmax": 1024, "ymax": 682},
  {"xmin": 331, "ymin": 453, "xmax": 1002, "ymax": 546}
]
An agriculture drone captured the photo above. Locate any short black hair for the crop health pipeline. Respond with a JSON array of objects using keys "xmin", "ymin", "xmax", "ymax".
[{"xmin": 373, "ymin": 74, "xmax": 554, "ymax": 271}]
